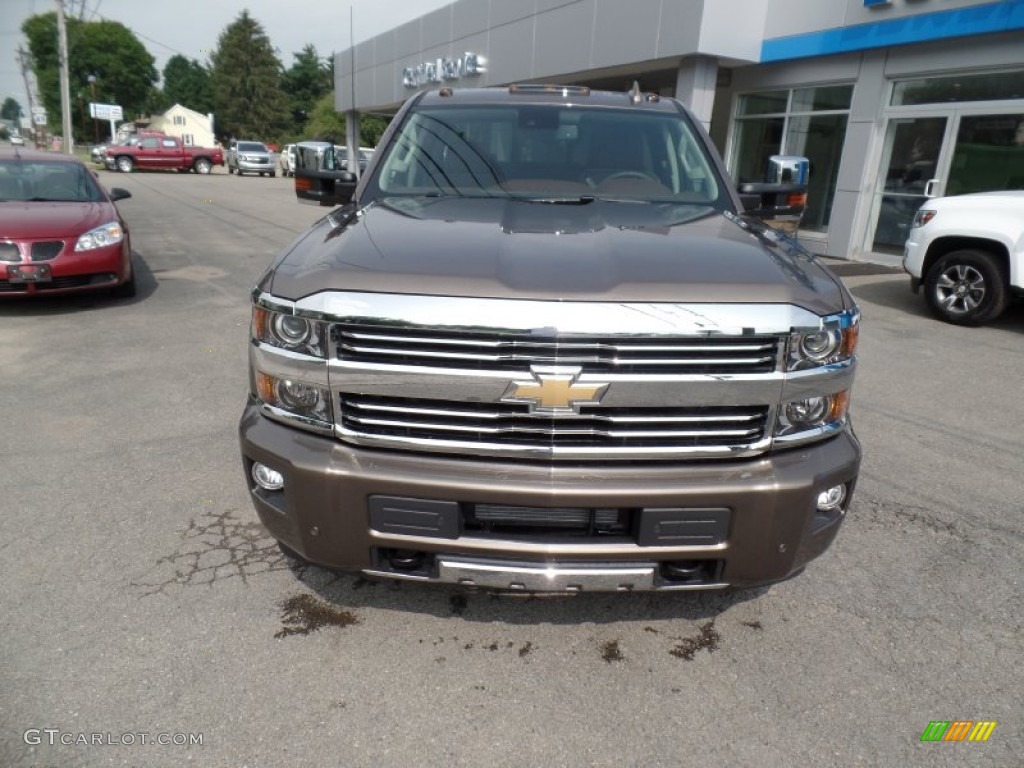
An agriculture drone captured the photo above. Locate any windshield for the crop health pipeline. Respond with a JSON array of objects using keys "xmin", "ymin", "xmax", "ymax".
[
  {"xmin": 370, "ymin": 104, "xmax": 726, "ymax": 207},
  {"xmin": 0, "ymin": 160, "xmax": 106, "ymax": 203},
  {"xmin": 238, "ymin": 142, "xmax": 268, "ymax": 153}
]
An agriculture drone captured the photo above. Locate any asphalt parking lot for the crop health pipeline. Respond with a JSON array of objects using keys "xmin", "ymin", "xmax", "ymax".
[{"xmin": 1, "ymin": 167, "xmax": 1021, "ymax": 767}]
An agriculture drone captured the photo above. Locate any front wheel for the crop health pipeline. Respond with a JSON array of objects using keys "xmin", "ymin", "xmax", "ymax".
[
  {"xmin": 116, "ymin": 156, "xmax": 133, "ymax": 173},
  {"xmin": 193, "ymin": 157, "xmax": 212, "ymax": 175},
  {"xmin": 924, "ymin": 249, "xmax": 1009, "ymax": 325}
]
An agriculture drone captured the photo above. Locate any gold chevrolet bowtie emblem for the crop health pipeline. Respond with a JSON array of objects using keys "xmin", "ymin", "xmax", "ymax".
[{"xmin": 501, "ymin": 368, "xmax": 608, "ymax": 414}]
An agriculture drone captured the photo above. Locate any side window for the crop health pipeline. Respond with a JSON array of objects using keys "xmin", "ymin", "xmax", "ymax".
[
  {"xmin": 141, "ymin": 138, "xmax": 159, "ymax": 149},
  {"xmin": 161, "ymin": 139, "xmax": 177, "ymax": 148}
]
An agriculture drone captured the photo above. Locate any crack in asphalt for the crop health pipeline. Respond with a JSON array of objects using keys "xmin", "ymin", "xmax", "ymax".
[{"xmin": 130, "ymin": 508, "xmax": 295, "ymax": 596}]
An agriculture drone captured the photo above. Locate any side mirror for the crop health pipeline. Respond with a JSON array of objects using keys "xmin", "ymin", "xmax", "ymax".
[
  {"xmin": 109, "ymin": 187, "xmax": 132, "ymax": 202},
  {"xmin": 293, "ymin": 142, "xmax": 358, "ymax": 206},
  {"xmin": 295, "ymin": 169, "xmax": 357, "ymax": 207},
  {"xmin": 738, "ymin": 155, "xmax": 809, "ymax": 224}
]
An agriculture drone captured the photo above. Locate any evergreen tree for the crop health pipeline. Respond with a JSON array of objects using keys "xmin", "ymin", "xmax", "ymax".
[
  {"xmin": 210, "ymin": 11, "xmax": 290, "ymax": 141},
  {"xmin": 282, "ymin": 45, "xmax": 331, "ymax": 133},
  {"xmin": 162, "ymin": 55, "xmax": 214, "ymax": 114}
]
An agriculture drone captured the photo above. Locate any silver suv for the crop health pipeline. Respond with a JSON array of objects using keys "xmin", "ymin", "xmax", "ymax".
[{"xmin": 227, "ymin": 140, "xmax": 275, "ymax": 177}]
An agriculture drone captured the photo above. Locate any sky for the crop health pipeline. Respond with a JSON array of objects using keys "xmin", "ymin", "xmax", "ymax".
[{"xmin": 0, "ymin": 0, "xmax": 455, "ymax": 117}]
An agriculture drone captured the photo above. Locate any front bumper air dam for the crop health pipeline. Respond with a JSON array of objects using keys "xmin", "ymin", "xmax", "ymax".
[{"xmin": 239, "ymin": 405, "xmax": 861, "ymax": 591}]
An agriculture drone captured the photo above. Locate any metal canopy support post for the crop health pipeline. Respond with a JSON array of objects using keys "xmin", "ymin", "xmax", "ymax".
[{"xmin": 675, "ymin": 56, "xmax": 719, "ymax": 133}]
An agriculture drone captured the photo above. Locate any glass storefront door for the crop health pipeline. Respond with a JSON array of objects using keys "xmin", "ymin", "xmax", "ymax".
[{"xmin": 870, "ymin": 116, "xmax": 949, "ymax": 254}]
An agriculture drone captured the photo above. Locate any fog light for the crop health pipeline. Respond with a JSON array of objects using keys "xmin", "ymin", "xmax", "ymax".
[
  {"xmin": 252, "ymin": 462, "xmax": 284, "ymax": 491},
  {"xmin": 817, "ymin": 484, "xmax": 846, "ymax": 512}
]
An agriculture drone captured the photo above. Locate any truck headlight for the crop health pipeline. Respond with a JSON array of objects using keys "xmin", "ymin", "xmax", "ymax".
[
  {"xmin": 788, "ymin": 309, "xmax": 859, "ymax": 370},
  {"xmin": 775, "ymin": 391, "xmax": 849, "ymax": 439},
  {"xmin": 255, "ymin": 371, "xmax": 332, "ymax": 427},
  {"xmin": 252, "ymin": 306, "xmax": 327, "ymax": 357},
  {"xmin": 912, "ymin": 210, "xmax": 936, "ymax": 228},
  {"xmin": 75, "ymin": 222, "xmax": 124, "ymax": 251}
]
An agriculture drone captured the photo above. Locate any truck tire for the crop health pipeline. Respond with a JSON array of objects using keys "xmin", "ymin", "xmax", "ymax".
[
  {"xmin": 116, "ymin": 156, "xmax": 133, "ymax": 173},
  {"xmin": 270, "ymin": 171, "xmax": 276, "ymax": 178},
  {"xmin": 193, "ymin": 157, "xmax": 212, "ymax": 175},
  {"xmin": 924, "ymin": 248, "xmax": 1010, "ymax": 325}
]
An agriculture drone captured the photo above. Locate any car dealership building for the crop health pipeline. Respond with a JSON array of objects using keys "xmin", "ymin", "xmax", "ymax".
[{"xmin": 335, "ymin": 0, "xmax": 1024, "ymax": 264}]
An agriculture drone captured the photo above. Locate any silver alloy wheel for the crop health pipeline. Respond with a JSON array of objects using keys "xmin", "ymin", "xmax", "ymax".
[
  {"xmin": 116, "ymin": 156, "xmax": 133, "ymax": 173},
  {"xmin": 194, "ymin": 158, "xmax": 212, "ymax": 175},
  {"xmin": 934, "ymin": 263, "xmax": 986, "ymax": 316}
]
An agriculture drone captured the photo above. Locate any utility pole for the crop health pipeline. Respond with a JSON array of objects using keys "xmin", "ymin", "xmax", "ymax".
[
  {"xmin": 17, "ymin": 46, "xmax": 37, "ymax": 120},
  {"xmin": 57, "ymin": 0, "xmax": 74, "ymax": 153}
]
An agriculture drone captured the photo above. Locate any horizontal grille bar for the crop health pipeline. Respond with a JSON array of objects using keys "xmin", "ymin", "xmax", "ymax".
[
  {"xmin": 334, "ymin": 324, "xmax": 780, "ymax": 375},
  {"xmin": 339, "ymin": 394, "xmax": 768, "ymax": 449}
]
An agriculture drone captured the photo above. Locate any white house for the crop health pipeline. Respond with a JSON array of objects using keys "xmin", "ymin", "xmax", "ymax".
[{"xmin": 147, "ymin": 104, "xmax": 216, "ymax": 148}]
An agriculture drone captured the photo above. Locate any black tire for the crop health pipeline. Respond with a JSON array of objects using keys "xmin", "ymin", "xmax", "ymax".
[
  {"xmin": 193, "ymin": 157, "xmax": 212, "ymax": 175},
  {"xmin": 116, "ymin": 155, "xmax": 133, "ymax": 173},
  {"xmin": 924, "ymin": 248, "xmax": 1009, "ymax": 326},
  {"xmin": 269, "ymin": 171, "xmax": 276, "ymax": 178},
  {"xmin": 259, "ymin": 172, "xmax": 266, "ymax": 177}
]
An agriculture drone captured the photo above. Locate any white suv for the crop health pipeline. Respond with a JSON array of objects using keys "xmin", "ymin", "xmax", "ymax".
[
  {"xmin": 279, "ymin": 144, "xmax": 296, "ymax": 177},
  {"xmin": 903, "ymin": 191, "xmax": 1024, "ymax": 325}
]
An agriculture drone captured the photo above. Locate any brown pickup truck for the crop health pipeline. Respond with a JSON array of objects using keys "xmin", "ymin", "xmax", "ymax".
[
  {"xmin": 240, "ymin": 85, "xmax": 861, "ymax": 593},
  {"xmin": 105, "ymin": 135, "xmax": 223, "ymax": 175}
]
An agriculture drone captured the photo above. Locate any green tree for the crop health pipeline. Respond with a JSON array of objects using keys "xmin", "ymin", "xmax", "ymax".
[
  {"xmin": 22, "ymin": 12, "xmax": 157, "ymax": 137},
  {"xmin": 1, "ymin": 97, "xmax": 23, "ymax": 122},
  {"xmin": 161, "ymin": 55, "xmax": 214, "ymax": 114},
  {"xmin": 210, "ymin": 11, "xmax": 290, "ymax": 141},
  {"xmin": 301, "ymin": 92, "xmax": 347, "ymax": 143},
  {"xmin": 282, "ymin": 45, "xmax": 331, "ymax": 133}
]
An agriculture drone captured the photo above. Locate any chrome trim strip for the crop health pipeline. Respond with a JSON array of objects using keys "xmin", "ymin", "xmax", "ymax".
[
  {"xmin": 250, "ymin": 341, "xmax": 329, "ymax": 384},
  {"xmin": 258, "ymin": 403, "xmax": 334, "ymax": 435},
  {"xmin": 345, "ymin": 401, "xmax": 764, "ymax": 424},
  {"xmin": 362, "ymin": 558, "xmax": 732, "ymax": 592},
  {"xmin": 329, "ymin": 362, "xmax": 786, "ymax": 407},
  {"xmin": 334, "ymin": 426, "xmax": 773, "ymax": 459},
  {"xmin": 256, "ymin": 291, "xmax": 828, "ymax": 336}
]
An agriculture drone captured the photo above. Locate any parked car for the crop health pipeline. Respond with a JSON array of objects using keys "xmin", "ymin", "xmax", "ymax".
[
  {"xmin": 279, "ymin": 144, "xmax": 296, "ymax": 177},
  {"xmin": 10, "ymin": 134, "xmax": 25, "ymax": 146},
  {"xmin": 0, "ymin": 148, "xmax": 135, "ymax": 298},
  {"xmin": 904, "ymin": 190, "xmax": 1024, "ymax": 325},
  {"xmin": 333, "ymin": 145, "xmax": 373, "ymax": 174},
  {"xmin": 105, "ymin": 135, "xmax": 221, "ymax": 174},
  {"xmin": 226, "ymin": 140, "xmax": 275, "ymax": 177}
]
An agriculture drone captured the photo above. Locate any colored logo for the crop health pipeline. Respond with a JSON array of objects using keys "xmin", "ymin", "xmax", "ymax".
[
  {"xmin": 920, "ymin": 721, "xmax": 997, "ymax": 742},
  {"xmin": 501, "ymin": 367, "xmax": 608, "ymax": 414}
]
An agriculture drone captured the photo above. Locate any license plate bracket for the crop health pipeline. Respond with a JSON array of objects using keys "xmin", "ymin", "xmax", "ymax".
[{"xmin": 8, "ymin": 264, "xmax": 52, "ymax": 284}]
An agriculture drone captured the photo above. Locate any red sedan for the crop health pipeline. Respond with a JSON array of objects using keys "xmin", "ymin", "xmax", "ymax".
[{"xmin": 0, "ymin": 148, "xmax": 135, "ymax": 298}]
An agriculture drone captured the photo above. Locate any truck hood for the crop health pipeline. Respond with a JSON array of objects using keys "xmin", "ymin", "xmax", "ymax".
[{"xmin": 267, "ymin": 197, "xmax": 848, "ymax": 315}]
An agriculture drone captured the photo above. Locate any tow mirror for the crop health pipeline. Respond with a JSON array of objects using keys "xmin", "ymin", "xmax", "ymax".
[
  {"xmin": 738, "ymin": 155, "xmax": 809, "ymax": 225},
  {"xmin": 293, "ymin": 141, "xmax": 358, "ymax": 207}
]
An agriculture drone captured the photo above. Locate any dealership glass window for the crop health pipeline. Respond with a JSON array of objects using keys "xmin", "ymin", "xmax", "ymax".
[
  {"xmin": 731, "ymin": 85, "xmax": 853, "ymax": 232},
  {"xmin": 891, "ymin": 69, "xmax": 1024, "ymax": 107}
]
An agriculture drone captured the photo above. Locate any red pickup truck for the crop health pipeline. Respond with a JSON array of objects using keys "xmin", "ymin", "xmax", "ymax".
[{"xmin": 105, "ymin": 135, "xmax": 223, "ymax": 175}]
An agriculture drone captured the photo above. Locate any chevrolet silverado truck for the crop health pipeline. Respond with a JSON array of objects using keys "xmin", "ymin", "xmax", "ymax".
[
  {"xmin": 105, "ymin": 134, "xmax": 222, "ymax": 174},
  {"xmin": 903, "ymin": 191, "xmax": 1024, "ymax": 325},
  {"xmin": 239, "ymin": 85, "xmax": 861, "ymax": 593}
]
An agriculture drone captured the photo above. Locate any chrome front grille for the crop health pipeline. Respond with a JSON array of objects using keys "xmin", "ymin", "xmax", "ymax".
[
  {"xmin": 335, "ymin": 324, "xmax": 779, "ymax": 375},
  {"xmin": 339, "ymin": 393, "xmax": 769, "ymax": 456}
]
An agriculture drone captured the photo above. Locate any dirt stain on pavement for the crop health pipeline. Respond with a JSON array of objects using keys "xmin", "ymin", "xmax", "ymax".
[
  {"xmin": 275, "ymin": 593, "xmax": 360, "ymax": 639},
  {"xmin": 669, "ymin": 621, "xmax": 721, "ymax": 661},
  {"xmin": 600, "ymin": 640, "xmax": 624, "ymax": 663}
]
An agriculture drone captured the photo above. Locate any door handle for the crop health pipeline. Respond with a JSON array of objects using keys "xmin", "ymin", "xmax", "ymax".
[{"xmin": 924, "ymin": 178, "xmax": 941, "ymax": 198}]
